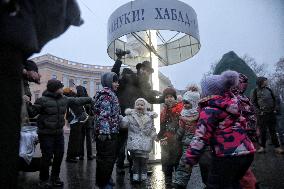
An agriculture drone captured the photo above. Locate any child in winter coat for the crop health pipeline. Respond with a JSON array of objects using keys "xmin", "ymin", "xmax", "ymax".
[
  {"xmin": 157, "ymin": 87, "xmax": 183, "ymax": 185},
  {"xmin": 121, "ymin": 98, "xmax": 158, "ymax": 183},
  {"xmin": 184, "ymin": 71, "xmax": 255, "ymax": 189},
  {"xmin": 233, "ymin": 73, "xmax": 258, "ymax": 189},
  {"xmin": 173, "ymin": 89, "xmax": 200, "ymax": 189},
  {"xmin": 94, "ymin": 72, "xmax": 121, "ymax": 189}
]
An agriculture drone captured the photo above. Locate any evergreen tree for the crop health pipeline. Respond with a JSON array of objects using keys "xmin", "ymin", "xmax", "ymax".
[{"xmin": 214, "ymin": 51, "xmax": 257, "ymax": 96}]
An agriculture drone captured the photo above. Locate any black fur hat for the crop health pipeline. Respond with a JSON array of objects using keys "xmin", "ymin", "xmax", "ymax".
[{"xmin": 136, "ymin": 61, "xmax": 154, "ymax": 73}]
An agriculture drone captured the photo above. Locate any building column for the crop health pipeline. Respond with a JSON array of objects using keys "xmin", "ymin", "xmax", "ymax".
[
  {"xmin": 90, "ymin": 80, "xmax": 95, "ymax": 97},
  {"xmin": 75, "ymin": 78, "xmax": 81, "ymax": 86},
  {"xmin": 62, "ymin": 75, "xmax": 68, "ymax": 87}
]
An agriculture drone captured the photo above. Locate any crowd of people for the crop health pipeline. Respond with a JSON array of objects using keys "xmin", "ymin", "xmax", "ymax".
[
  {"xmin": 1, "ymin": 1, "xmax": 284, "ymax": 189},
  {"xmin": 19, "ymin": 50, "xmax": 283, "ymax": 189}
]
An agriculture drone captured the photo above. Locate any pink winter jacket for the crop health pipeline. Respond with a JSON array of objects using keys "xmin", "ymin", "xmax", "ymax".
[{"xmin": 185, "ymin": 93, "xmax": 255, "ymax": 166}]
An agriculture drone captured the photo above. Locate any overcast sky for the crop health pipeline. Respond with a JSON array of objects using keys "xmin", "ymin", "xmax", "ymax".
[{"xmin": 37, "ymin": 0, "xmax": 284, "ymax": 89}]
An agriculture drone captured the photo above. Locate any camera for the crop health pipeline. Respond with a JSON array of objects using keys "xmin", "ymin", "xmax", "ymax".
[{"xmin": 115, "ymin": 48, "xmax": 130, "ymax": 57}]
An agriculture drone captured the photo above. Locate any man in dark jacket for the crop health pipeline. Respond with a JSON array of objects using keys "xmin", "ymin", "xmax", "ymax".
[
  {"xmin": 0, "ymin": 1, "xmax": 82, "ymax": 187},
  {"xmin": 28, "ymin": 80, "xmax": 93, "ymax": 188},
  {"xmin": 251, "ymin": 77, "xmax": 284, "ymax": 154},
  {"xmin": 65, "ymin": 85, "xmax": 95, "ymax": 162},
  {"xmin": 111, "ymin": 52, "xmax": 163, "ymax": 174}
]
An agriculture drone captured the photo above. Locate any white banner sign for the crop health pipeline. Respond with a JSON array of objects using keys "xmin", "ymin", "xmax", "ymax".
[{"xmin": 107, "ymin": 0, "xmax": 199, "ymax": 46}]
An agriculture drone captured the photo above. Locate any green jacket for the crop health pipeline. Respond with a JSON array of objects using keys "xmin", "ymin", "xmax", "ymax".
[{"xmin": 251, "ymin": 87, "xmax": 276, "ymax": 114}]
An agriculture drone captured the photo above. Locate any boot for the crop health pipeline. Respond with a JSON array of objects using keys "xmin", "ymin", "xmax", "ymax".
[
  {"xmin": 38, "ymin": 180, "xmax": 52, "ymax": 189},
  {"xmin": 87, "ymin": 155, "xmax": 95, "ymax": 160},
  {"xmin": 275, "ymin": 147, "xmax": 284, "ymax": 154},
  {"xmin": 116, "ymin": 167, "xmax": 125, "ymax": 175},
  {"xmin": 109, "ymin": 178, "xmax": 116, "ymax": 186},
  {"xmin": 141, "ymin": 173, "xmax": 147, "ymax": 181},
  {"xmin": 100, "ymin": 183, "xmax": 113, "ymax": 189},
  {"xmin": 165, "ymin": 176, "xmax": 172, "ymax": 186},
  {"xmin": 66, "ymin": 157, "xmax": 78, "ymax": 163},
  {"xmin": 132, "ymin": 174, "xmax": 140, "ymax": 183},
  {"xmin": 171, "ymin": 183, "xmax": 186, "ymax": 189},
  {"xmin": 257, "ymin": 147, "xmax": 266, "ymax": 153},
  {"xmin": 51, "ymin": 177, "xmax": 64, "ymax": 187}
]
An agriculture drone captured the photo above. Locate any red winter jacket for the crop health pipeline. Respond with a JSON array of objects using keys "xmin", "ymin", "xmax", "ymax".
[{"xmin": 158, "ymin": 102, "xmax": 183, "ymax": 140}]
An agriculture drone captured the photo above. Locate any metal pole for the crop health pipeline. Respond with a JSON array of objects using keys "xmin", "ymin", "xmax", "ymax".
[{"xmin": 149, "ymin": 30, "xmax": 161, "ymax": 160}]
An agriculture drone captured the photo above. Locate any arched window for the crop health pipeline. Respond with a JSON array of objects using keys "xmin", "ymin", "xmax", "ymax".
[
  {"xmin": 96, "ymin": 82, "xmax": 102, "ymax": 91},
  {"xmin": 51, "ymin": 73, "xmax": 57, "ymax": 79},
  {"xmin": 69, "ymin": 79, "xmax": 75, "ymax": 88},
  {"xmin": 82, "ymin": 80, "xmax": 88, "ymax": 88}
]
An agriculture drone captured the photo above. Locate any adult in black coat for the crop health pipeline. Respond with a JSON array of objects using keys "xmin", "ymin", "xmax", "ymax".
[
  {"xmin": 111, "ymin": 52, "xmax": 163, "ymax": 174},
  {"xmin": 0, "ymin": 1, "xmax": 82, "ymax": 188},
  {"xmin": 77, "ymin": 86, "xmax": 95, "ymax": 160},
  {"xmin": 65, "ymin": 86, "xmax": 95, "ymax": 162}
]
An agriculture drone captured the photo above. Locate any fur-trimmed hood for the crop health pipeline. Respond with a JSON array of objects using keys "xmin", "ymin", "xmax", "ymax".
[{"xmin": 122, "ymin": 108, "xmax": 157, "ymax": 153}]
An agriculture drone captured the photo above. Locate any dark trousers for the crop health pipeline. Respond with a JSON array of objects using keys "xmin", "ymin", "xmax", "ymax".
[
  {"xmin": 79, "ymin": 123, "xmax": 93, "ymax": 157},
  {"xmin": 199, "ymin": 149, "xmax": 213, "ymax": 186},
  {"xmin": 116, "ymin": 131, "xmax": 128, "ymax": 169},
  {"xmin": 161, "ymin": 143, "xmax": 182, "ymax": 181},
  {"xmin": 276, "ymin": 114, "xmax": 284, "ymax": 144},
  {"xmin": 66, "ymin": 122, "xmax": 82, "ymax": 159},
  {"xmin": 39, "ymin": 134, "xmax": 64, "ymax": 181},
  {"xmin": 96, "ymin": 135, "xmax": 118, "ymax": 187},
  {"xmin": 257, "ymin": 113, "xmax": 280, "ymax": 148},
  {"xmin": 132, "ymin": 156, "xmax": 148, "ymax": 180},
  {"xmin": 0, "ymin": 47, "xmax": 23, "ymax": 188},
  {"xmin": 207, "ymin": 154, "xmax": 254, "ymax": 189}
]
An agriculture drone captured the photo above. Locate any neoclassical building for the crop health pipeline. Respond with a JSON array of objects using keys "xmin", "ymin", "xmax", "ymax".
[{"xmin": 30, "ymin": 54, "xmax": 173, "ymax": 102}]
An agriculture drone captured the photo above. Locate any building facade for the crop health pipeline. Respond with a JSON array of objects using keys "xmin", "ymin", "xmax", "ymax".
[{"xmin": 30, "ymin": 54, "xmax": 173, "ymax": 102}]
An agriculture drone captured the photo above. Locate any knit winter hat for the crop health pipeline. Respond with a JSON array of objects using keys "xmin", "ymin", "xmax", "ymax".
[
  {"xmin": 47, "ymin": 79, "xmax": 64, "ymax": 93},
  {"xmin": 183, "ymin": 91, "xmax": 200, "ymax": 109},
  {"xmin": 101, "ymin": 72, "xmax": 119, "ymax": 89},
  {"xmin": 201, "ymin": 70, "xmax": 239, "ymax": 97},
  {"xmin": 163, "ymin": 87, "xmax": 177, "ymax": 100}
]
